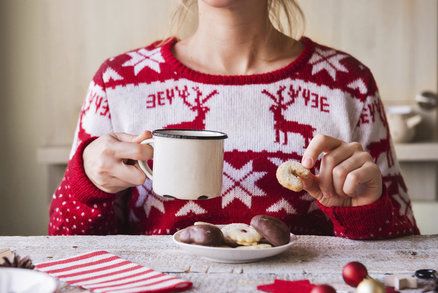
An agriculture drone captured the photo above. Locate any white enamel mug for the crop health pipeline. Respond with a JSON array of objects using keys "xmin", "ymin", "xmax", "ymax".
[{"xmin": 138, "ymin": 129, "xmax": 228, "ymax": 200}]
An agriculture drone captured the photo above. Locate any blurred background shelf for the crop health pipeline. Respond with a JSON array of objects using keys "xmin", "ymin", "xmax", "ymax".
[
  {"xmin": 394, "ymin": 143, "xmax": 438, "ymax": 161},
  {"xmin": 37, "ymin": 142, "xmax": 438, "ymax": 165}
]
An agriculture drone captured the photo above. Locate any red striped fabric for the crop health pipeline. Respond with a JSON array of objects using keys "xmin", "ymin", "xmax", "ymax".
[{"xmin": 35, "ymin": 251, "xmax": 192, "ymax": 293}]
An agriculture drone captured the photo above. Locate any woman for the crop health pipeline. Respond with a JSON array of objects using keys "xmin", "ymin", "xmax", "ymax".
[{"xmin": 49, "ymin": 0, "xmax": 419, "ymax": 238}]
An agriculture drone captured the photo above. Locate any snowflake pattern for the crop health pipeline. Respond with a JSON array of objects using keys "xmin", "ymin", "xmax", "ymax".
[
  {"xmin": 348, "ymin": 78, "xmax": 368, "ymax": 95},
  {"xmin": 309, "ymin": 48, "xmax": 349, "ymax": 81},
  {"xmin": 122, "ymin": 47, "xmax": 165, "ymax": 75},
  {"xmin": 175, "ymin": 201, "xmax": 207, "ymax": 217},
  {"xmin": 143, "ymin": 193, "xmax": 165, "ymax": 217},
  {"xmin": 135, "ymin": 182, "xmax": 152, "ymax": 208},
  {"xmin": 268, "ymin": 157, "xmax": 283, "ymax": 167},
  {"xmin": 266, "ymin": 198, "xmax": 296, "ymax": 214},
  {"xmin": 102, "ymin": 66, "xmax": 123, "ymax": 83},
  {"xmin": 221, "ymin": 161, "xmax": 267, "ymax": 209}
]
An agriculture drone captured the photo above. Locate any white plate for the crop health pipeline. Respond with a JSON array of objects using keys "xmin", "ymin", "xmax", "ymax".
[
  {"xmin": 0, "ymin": 268, "xmax": 58, "ymax": 293},
  {"xmin": 173, "ymin": 230, "xmax": 296, "ymax": 263}
]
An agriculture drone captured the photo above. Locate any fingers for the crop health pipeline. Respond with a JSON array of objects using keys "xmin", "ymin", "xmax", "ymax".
[
  {"xmin": 111, "ymin": 132, "xmax": 138, "ymax": 142},
  {"xmin": 319, "ymin": 143, "xmax": 359, "ymax": 197},
  {"xmin": 343, "ymin": 161, "xmax": 380, "ymax": 196},
  {"xmin": 111, "ymin": 141, "xmax": 153, "ymax": 161},
  {"xmin": 332, "ymin": 151, "xmax": 372, "ymax": 196},
  {"xmin": 133, "ymin": 131, "xmax": 153, "ymax": 143},
  {"xmin": 113, "ymin": 163, "xmax": 147, "ymax": 186},
  {"xmin": 299, "ymin": 172, "xmax": 323, "ymax": 201},
  {"xmin": 302, "ymin": 134, "xmax": 343, "ymax": 169},
  {"xmin": 112, "ymin": 131, "xmax": 152, "ymax": 143},
  {"xmin": 109, "ymin": 131, "xmax": 153, "ymax": 160}
]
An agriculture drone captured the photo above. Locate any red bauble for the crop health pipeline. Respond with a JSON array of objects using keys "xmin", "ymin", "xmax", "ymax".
[
  {"xmin": 342, "ymin": 261, "xmax": 368, "ymax": 287},
  {"xmin": 311, "ymin": 284, "xmax": 337, "ymax": 293}
]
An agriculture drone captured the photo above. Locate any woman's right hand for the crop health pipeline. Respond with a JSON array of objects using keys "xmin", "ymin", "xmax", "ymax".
[{"xmin": 83, "ymin": 131, "xmax": 153, "ymax": 193}]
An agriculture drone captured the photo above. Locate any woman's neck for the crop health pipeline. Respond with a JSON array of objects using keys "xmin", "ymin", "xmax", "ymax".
[{"xmin": 174, "ymin": 0, "xmax": 301, "ymax": 75}]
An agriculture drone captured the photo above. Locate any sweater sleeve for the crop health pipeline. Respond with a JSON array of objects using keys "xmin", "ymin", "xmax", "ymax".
[
  {"xmin": 318, "ymin": 72, "xmax": 420, "ymax": 239},
  {"xmin": 48, "ymin": 61, "xmax": 124, "ymax": 235}
]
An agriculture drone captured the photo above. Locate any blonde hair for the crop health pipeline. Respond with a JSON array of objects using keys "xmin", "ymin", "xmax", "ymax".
[{"xmin": 169, "ymin": 0, "xmax": 305, "ymax": 39}]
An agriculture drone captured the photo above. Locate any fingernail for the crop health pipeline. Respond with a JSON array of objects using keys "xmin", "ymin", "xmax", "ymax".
[{"xmin": 302, "ymin": 157, "xmax": 313, "ymax": 168}]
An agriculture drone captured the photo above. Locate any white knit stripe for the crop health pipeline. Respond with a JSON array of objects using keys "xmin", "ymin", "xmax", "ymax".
[
  {"xmin": 71, "ymin": 267, "xmax": 152, "ymax": 286},
  {"xmin": 108, "ymin": 279, "xmax": 187, "ymax": 293},
  {"xmin": 85, "ymin": 270, "xmax": 162, "ymax": 289},
  {"xmin": 49, "ymin": 258, "xmax": 127, "ymax": 277},
  {"xmin": 37, "ymin": 254, "xmax": 114, "ymax": 272},
  {"xmin": 62, "ymin": 263, "xmax": 139, "ymax": 282},
  {"xmin": 93, "ymin": 275, "xmax": 174, "ymax": 292}
]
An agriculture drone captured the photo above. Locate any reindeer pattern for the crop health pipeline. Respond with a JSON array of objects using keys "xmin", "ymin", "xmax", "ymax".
[
  {"xmin": 365, "ymin": 98, "xmax": 394, "ymax": 168},
  {"xmin": 165, "ymin": 86, "xmax": 219, "ymax": 130},
  {"xmin": 262, "ymin": 85, "xmax": 316, "ymax": 147}
]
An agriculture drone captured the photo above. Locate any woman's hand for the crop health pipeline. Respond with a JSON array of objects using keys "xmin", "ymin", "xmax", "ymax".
[
  {"xmin": 300, "ymin": 134, "xmax": 382, "ymax": 207},
  {"xmin": 83, "ymin": 131, "xmax": 153, "ymax": 193}
]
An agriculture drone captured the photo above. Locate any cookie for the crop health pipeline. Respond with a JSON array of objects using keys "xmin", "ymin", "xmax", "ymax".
[
  {"xmin": 194, "ymin": 221, "xmax": 216, "ymax": 227},
  {"xmin": 276, "ymin": 160, "xmax": 310, "ymax": 192},
  {"xmin": 178, "ymin": 224, "xmax": 225, "ymax": 246},
  {"xmin": 221, "ymin": 223, "xmax": 261, "ymax": 246},
  {"xmin": 250, "ymin": 215, "xmax": 290, "ymax": 247},
  {"xmin": 235, "ymin": 244, "xmax": 272, "ymax": 249}
]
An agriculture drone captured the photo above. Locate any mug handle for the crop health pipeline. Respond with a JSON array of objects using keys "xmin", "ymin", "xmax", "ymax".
[{"xmin": 138, "ymin": 138, "xmax": 154, "ymax": 180}]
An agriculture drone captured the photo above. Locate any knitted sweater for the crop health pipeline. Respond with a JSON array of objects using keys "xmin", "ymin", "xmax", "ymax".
[{"xmin": 49, "ymin": 37, "xmax": 419, "ymax": 238}]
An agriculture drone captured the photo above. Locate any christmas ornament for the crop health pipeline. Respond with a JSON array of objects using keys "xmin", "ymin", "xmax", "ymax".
[
  {"xmin": 342, "ymin": 261, "xmax": 368, "ymax": 287},
  {"xmin": 0, "ymin": 253, "xmax": 34, "ymax": 270},
  {"xmin": 356, "ymin": 278, "xmax": 385, "ymax": 293},
  {"xmin": 310, "ymin": 284, "xmax": 337, "ymax": 293}
]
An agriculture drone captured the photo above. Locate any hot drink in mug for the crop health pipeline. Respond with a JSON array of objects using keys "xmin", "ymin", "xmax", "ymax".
[{"xmin": 138, "ymin": 129, "xmax": 228, "ymax": 200}]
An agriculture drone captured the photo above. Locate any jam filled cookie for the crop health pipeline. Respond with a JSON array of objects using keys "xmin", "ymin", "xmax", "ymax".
[
  {"xmin": 178, "ymin": 224, "xmax": 225, "ymax": 246},
  {"xmin": 250, "ymin": 215, "xmax": 290, "ymax": 247},
  {"xmin": 221, "ymin": 223, "xmax": 261, "ymax": 246},
  {"xmin": 276, "ymin": 160, "xmax": 310, "ymax": 192}
]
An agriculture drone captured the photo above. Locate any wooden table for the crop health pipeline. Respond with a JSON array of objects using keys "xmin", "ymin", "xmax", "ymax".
[{"xmin": 1, "ymin": 235, "xmax": 437, "ymax": 292}]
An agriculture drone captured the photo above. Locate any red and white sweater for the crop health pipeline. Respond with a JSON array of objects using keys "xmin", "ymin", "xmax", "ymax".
[{"xmin": 49, "ymin": 37, "xmax": 419, "ymax": 239}]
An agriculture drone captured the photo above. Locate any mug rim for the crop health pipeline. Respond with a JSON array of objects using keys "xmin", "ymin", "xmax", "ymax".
[{"xmin": 152, "ymin": 129, "xmax": 228, "ymax": 140}]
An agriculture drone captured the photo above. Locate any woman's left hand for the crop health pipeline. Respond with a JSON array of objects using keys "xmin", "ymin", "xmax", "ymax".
[{"xmin": 300, "ymin": 134, "xmax": 383, "ymax": 207}]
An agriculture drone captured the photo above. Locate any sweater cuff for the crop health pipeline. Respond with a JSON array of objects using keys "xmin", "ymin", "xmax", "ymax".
[
  {"xmin": 318, "ymin": 186, "xmax": 392, "ymax": 239},
  {"xmin": 66, "ymin": 137, "xmax": 115, "ymax": 203}
]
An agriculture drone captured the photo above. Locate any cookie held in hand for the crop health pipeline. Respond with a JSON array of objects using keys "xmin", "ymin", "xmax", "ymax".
[
  {"xmin": 250, "ymin": 215, "xmax": 290, "ymax": 247},
  {"xmin": 276, "ymin": 160, "xmax": 310, "ymax": 192},
  {"xmin": 178, "ymin": 224, "xmax": 225, "ymax": 246}
]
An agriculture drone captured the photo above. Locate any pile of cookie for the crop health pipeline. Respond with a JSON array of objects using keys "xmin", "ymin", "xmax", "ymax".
[{"xmin": 177, "ymin": 215, "xmax": 290, "ymax": 248}]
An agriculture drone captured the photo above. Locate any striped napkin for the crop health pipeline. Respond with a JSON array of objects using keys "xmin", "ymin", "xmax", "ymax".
[{"xmin": 35, "ymin": 250, "xmax": 192, "ymax": 293}]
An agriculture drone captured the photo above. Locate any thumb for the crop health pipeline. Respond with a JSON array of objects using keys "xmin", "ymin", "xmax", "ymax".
[{"xmin": 300, "ymin": 172, "xmax": 323, "ymax": 200}]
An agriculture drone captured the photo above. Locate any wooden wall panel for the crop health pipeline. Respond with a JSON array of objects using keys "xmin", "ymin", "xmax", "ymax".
[
  {"xmin": 298, "ymin": 0, "xmax": 437, "ymax": 101},
  {"xmin": 39, "ymin": 0, "xmax": 175, "ymax": 145}
]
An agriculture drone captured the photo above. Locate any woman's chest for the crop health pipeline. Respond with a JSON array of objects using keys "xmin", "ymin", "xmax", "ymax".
[{"xmin": 105, "ymin": 78, "xmax": 361, "ymax": 153}]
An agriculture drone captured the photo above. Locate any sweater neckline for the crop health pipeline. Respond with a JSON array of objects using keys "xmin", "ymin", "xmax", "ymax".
[{"xmin": 161, "ymin": 37, "xmax": 315, "ymax": 85}]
